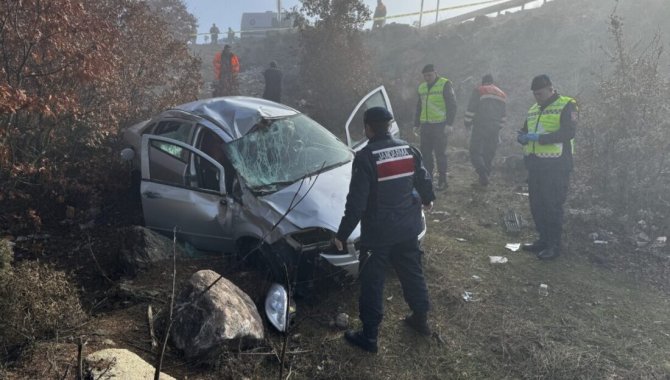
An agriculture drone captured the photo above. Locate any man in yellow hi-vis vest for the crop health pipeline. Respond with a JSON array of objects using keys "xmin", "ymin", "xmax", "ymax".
[
  {"xmin": 517, "ymin": 75, "xmax": 578, "ymax": 260},
  {"xmin": 414, "ymin": 64, "xmax": 457, "ymax": 191}
]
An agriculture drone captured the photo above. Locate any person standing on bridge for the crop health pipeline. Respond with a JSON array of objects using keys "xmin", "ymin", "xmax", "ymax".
[
  {"xmin": 333, "ymin": 107, "xmax": 435, "ymax": 353},
  {"xmin": 209, "ymin": 23, "xmax": 220, "ymax": 45},
  {"xmin": 517, "ymin": 74, "xmax": 578, "ymax": 260},
  {"xmin": 373, "ymin": 0, "xmax": 387, "ymax": 29}
]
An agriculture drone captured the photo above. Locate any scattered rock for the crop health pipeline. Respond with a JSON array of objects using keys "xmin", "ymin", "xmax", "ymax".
[
  {"xmin": 171, "ymin": 270, "xmax": 264, "ymax": 359},
  {"xmin": 119, "ymin": 226, "xmax": 186, "ymax": 276},
  {"xmin": 335, "ymin": 313, "xmax": 349, "ymax": 329},
  {"xmin": 85, "ymin": 348, "xmax": 176, "ymax": 380},
  {"xmin": 102, "ymin": 339, "xmax": 116, "ymax": 346}
]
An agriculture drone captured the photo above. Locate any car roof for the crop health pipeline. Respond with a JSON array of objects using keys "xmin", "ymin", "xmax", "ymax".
[{"xmin": 170, "ymin": 97, "xmax": 300, "ymax": 139}]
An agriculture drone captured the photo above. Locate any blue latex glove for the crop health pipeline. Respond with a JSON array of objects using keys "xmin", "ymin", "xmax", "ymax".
[
  {"xmin": 526, "ymin": 133, "xmax": 540, "ymax": 142},
  {"xmin": 516, "ymin": 131, "xmax": 528, "ymax": 145}
]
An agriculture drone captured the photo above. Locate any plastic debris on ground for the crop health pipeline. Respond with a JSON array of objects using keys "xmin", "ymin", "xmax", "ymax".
[
  {"xmin": 455, "ymin": 237, "xmax": 467, "ymax": 242},
  {"xmin": 651, "ymin": 236, "xmax": 667, "ymax": 248},
  {"xmin": 489, "ymin": 256, "xmax": 508, "ymax": 264},
  {"xmin": 430, "ymin": 211, "xmax": 450, "ymax": 216},
  {"xmin": 462, "ymin": 291, "xmax": 477, "ymax": 302},
  {"xmin": 538, "ymin": 283, "xmax": 549, "ymax": 297},
  {"xmin": 505, "ymin": 243, "xmax": 521, "ymax": 252},
  {"xmin": 471, "ymin": 275, "xmax": 481, "ymax": 282}
]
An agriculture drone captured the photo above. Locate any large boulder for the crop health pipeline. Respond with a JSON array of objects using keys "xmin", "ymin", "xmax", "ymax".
[
  {"xmin": 119, "ymin": 226, "xmax": 186, "ymax": 276},
  {"xmin": 85, "ymin": 348, "xmax": 176, "ymax": 380},
  {"xmin": 171, "ymin": 270, "xmax": 264, "ymax": 358}
]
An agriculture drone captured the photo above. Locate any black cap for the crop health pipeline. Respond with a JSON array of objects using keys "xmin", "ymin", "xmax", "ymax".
[
  {"xmin": 364, "ymin": 107, "xmax": 393, "ymax": 123},
  {"xmin": 531, "ymin": 74, "xmax": 552, "ymax": 90},
  {"xmin": 421, "ymin": 64, "xmax": 435, "ymax": 74},
  {"xmin": 482, "ymin": 74, "xmax": 494, "ymax": 84}
]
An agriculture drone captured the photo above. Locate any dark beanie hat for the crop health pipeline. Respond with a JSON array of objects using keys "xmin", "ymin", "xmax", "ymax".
[
  {"xmin": 421, "ymin": 64, "xmax": 435, "ymax": 74},
  {"xmin": 482, "ymin": 74, "xmax": 494, "ymax": 84},
  {"xmin": 364, "ymin": 107, "xmax": 394, "ymax": 123},
  {"xmin": 531, "ymin": 74, "xmax": 552, "ymax": 90}
]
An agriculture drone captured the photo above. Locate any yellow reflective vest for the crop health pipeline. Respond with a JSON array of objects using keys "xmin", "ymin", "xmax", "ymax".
[
  {"xmin": 523, "ymin": 96, "xmax": 576, "ymax": 158},
  {"xmin": 418, "ymin": 77, "xmax": 449, "ymax": 124}
]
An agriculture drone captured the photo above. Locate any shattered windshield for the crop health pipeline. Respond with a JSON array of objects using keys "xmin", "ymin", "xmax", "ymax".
[{"xmin": 225, "ymin": 114, "xmax": 353, "ymax": 193}]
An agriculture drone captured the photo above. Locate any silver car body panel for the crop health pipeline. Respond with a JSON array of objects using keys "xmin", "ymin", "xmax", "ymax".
[{"xmin": 127, "ymin": 86, "xmax": 423, "ymax": 279}]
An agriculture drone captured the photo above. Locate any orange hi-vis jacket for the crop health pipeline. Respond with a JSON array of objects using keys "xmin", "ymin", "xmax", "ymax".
[{"xmin": 213, "ymin": 51, "xmax": 240, "ymax": 80}]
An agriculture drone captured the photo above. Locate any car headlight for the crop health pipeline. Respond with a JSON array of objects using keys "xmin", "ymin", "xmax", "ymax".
[{"xmin": 264, "ymin": 283, "xmax": 296, "ymax": 332}]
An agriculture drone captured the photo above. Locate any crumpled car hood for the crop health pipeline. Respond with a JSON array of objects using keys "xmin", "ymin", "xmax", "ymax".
[{"xmin": 260, "ymin": 162, "xmax": 353, "ymax": 233}]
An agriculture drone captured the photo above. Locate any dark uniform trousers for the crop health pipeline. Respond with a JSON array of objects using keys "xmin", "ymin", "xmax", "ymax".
[
  {"xmin": 359, "ymin": 238, "xmax": 430, "ymax": 336},
  {"xmin": 527, "ymin": 159, "xmax": 571, "ymax": 247},
  {"xmin": 469, "ymin": 124, "xmax": 500, "ymax": 179},
  {"xmin": 420, "ymin": 124, "xmax": 447, "ymax": 179}
]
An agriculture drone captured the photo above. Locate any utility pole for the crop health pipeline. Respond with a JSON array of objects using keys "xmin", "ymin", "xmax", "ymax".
[
  {"xmin": 419, "ymin": 0, "xmax": 424, "ymax": 28},
  {"xmin": 435, "ymin": 0, "xmax": 441, "ymax": 24},
  {"xmin": 277, "ymin": 0, "xmax": 282, "ymax": 24}
]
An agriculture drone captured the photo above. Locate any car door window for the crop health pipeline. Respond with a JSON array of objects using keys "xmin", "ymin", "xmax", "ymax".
[
  {"xmin": 147, "ymin": 137, "xmax": 222, "ymax": 193},
  {"xmin": 151, "ymin": 120, "xmax": 194, "ymax": 159},
  {"xmin": 347, "ymin": 89, "xmax": 388, "ymax": 149},
  {"xmin": 195, "ymin": 126, "xmax": 235, "ymax": 193},
  {"xmin": 148, "ymin": 140, "xmax": 191, "ymax": 186}
]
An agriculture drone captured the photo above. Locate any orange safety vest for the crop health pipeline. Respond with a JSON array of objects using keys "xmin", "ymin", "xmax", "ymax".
[{"xmin": 213, "ymin": 52, "xmax": 240, "ymax": 80}]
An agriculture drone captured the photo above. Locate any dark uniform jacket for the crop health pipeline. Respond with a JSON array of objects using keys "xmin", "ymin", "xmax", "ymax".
[
  {"xmin": 262, "ymin": 67, "xmax": 282, "ymax": 103},
  {"xmin": 336, "ymin": 133, "xmax": 435, "ymax": 247},
  {"xmin": 464, "ymin": 84, "xmax": 507, "ymax": 129}
]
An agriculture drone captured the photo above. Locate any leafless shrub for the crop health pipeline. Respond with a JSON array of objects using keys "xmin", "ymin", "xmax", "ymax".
[
  {"xmin": 576, "ymin": 13, "xmax": 670, "ymax": 227},
  {"xmin": 0, "ymin": 255, "xmax": 87, "ymax": 362},
  {"xmin": 294, "ymin": 0, "xmax": 376, "ymax": 129},
  {"xmin": 0, "ymin": 240, "xmax": 11, "ymax": 286}
]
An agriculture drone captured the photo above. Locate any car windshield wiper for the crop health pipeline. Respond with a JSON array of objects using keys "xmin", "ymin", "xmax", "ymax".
[
  {"xmin": 250, "ymin": 178, "xmax": 305, "ymax": 195},
  {"xmin": 250, "ymin": 160, "xmax": 350, "ymax": 195}
]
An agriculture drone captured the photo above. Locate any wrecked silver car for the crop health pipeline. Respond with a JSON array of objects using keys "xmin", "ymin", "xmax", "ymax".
[{"xmin": 120, "ymin": 87, "xmax": 426, "ymax": 330}]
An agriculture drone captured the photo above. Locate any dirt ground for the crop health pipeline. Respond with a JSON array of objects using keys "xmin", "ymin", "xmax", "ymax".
[{"xmin": 4, "ymin": 130, "xmax": 670, "ymax": 379}]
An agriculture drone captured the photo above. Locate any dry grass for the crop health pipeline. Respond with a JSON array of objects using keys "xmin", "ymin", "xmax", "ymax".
[{"xmin": 0, "ymin": 254, "xmax": 87, "ymax": 363}]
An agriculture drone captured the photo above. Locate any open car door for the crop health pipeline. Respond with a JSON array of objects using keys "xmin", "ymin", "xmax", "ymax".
[
  {"xmin": 344, "ymin": 86, "xmax": 400, "ymax": 151},
  {"xmin": 139, "ymin": 135, "xmax": 234, "ymax": 252}
]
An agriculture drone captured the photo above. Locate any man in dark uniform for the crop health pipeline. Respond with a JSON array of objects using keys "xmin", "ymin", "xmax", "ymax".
[
  {"xmin": 333, "ymin": 107, "xmax": 436, "ymax": 353},
  {"xmin": 414, "ymin": 64, "xmax": 457, "ymax": 191},
  {"xmin": 262, "ymin": 61, "xmax": 283, "ymax": 103},
  {"xmin": 209, "ymin": 23, "xmax": 220, "ymax": 45},
  {"xmin": 372, "ymin": 0, "xmax": 387, "ymax": 29},
  {"xmin": 517, "ymin": 75, "xmax": 578, "ymax": 260},
  {"xmin": 464, "ymin": 74, "xmax": 507, "ymax": 186}
]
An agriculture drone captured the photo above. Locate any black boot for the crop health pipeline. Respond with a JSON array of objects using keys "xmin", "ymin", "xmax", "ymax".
[
  {"xmin": 403, "ymin": 313, "xmax": 431, "ymax": 336},
  {"xmin": 478, "ymin": 173, "xmax": 489, "ymax": 186},
  {"xmin": 344, "ymin": 330, "xmax": 378, "ymax": 353},
  {"xmin": 436, "ymin": 176, "xmax": 448, "ymax": 191},
  {"xmin": 522, "ymin": 240, "xmax": 546, "ymax": 253},
  {"xmin": 537, "ymin": 245, "xmax": 560, "ymax": 260}
]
